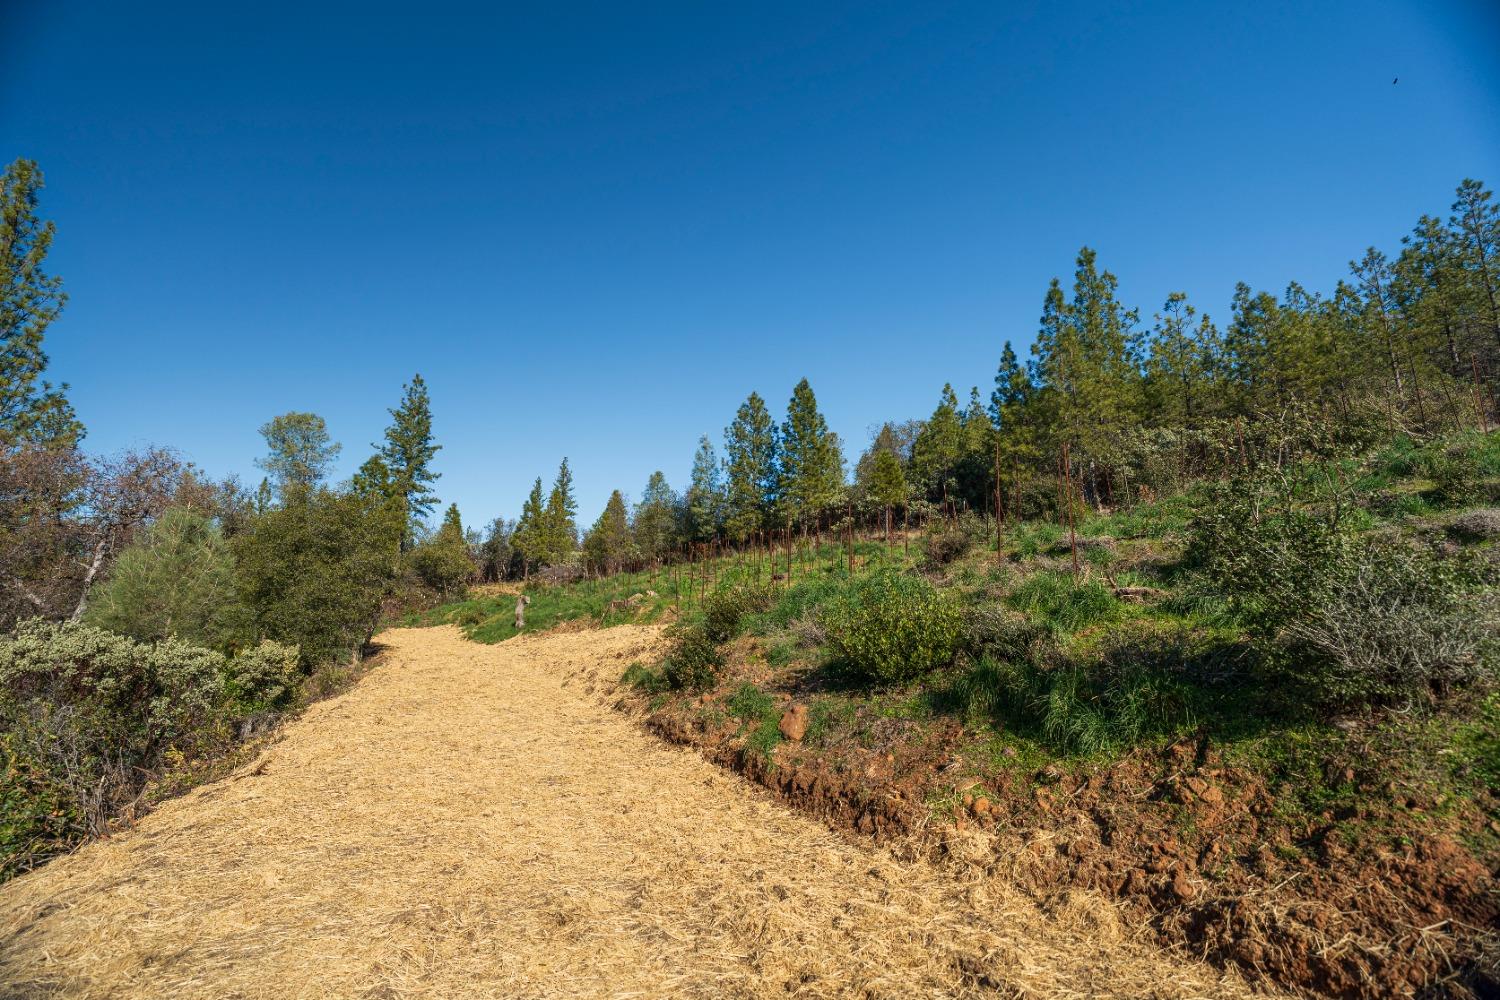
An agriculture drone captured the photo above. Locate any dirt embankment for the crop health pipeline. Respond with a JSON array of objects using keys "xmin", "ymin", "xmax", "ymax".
[
  {"xmin": 639, "ymin": 662, "xmax": 1500, "ymax": 1000},
  {"xmin": 0, "ymin": 625, "xmax": 1266, "ymax": 999}
]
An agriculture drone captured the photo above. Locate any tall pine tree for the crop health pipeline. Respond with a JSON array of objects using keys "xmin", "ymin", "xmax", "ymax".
[
  {"xmin": 778, "ymin": 379, "xmax": 844, "ymax": 527},
  {"xmin": 0, "ymin": 159, "xmax": 81, "ymax": 448},
  {"xmin": 378, "ymin": 373, "xmax": 441, "ymax": 548},
  {"xmin": 722, "ymin": 391, "xmax": 778, "ymax": 542}
]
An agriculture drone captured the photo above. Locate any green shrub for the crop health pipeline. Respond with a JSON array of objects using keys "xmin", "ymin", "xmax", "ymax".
[
  {"xmin": 0, "ymin": 620, "xmax": 250, "ymax": 870},
  {"xmin": 702, "ymin": 582, "xmax": 776, "ymax": 643},
  {"xmin": 820, "ymin": 570, "xmax": 962, "ymax": 685},
  {"xmin": 225, "ymin": 640, "xmax": 301, "ymax": 710},
  {"xmin": 84, "ymin": 507, "xmax": 251, "ymax": 650},
  {"xmin": 661, "ymin": 624, "xmax": 722, "ymax": 690},
  {"xmin": 233, "ymin": 487, "xmax": 401, "ymax": 665},
  {"xmin": 1, "ymin": 734, "xmax": 81, "ymax": 878},
  {"xmin": 1189, "ymin": 467, "xmax": 1498, "ymax": 711},
  {"xmin": 1275, "ymin": 543, "xmax": 1497, "ymax": 710}
]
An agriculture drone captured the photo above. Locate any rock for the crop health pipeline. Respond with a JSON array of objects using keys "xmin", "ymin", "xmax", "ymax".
[
  {"xmin": 778, "ymin": 704, "xmax": 809, "ymax": 741},
  {"xmin": 1170, "ymin": 871, "xmax": 1196, "ymax": 902}
]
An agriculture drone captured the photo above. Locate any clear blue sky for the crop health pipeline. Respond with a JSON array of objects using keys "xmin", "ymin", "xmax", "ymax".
[{"xmin": 4, "ymin": 1, "xmax": 1498, "ymax": 528}]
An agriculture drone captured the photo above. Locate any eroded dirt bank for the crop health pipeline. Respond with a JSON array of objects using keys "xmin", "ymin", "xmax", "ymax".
[{"xmin": 0, "ymin": 625, "xmax": 1267, "ymax": 999}]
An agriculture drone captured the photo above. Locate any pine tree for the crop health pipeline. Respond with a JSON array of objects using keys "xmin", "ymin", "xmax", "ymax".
[
  {"xmin": 513, "ymin": 477, "xmax": 547, "ymax": 577},
  {"xmin": 778, "ymin": 379, "xmax": 844, "ymax": 526},
  {"xmin": 542, "ymin": 458, "xmax": 578, "ymax": 562},
  {"xmin": 722, "ymin": 392, "xmax": 778, "ymax": 542},
  {"xmin": 1449, "ymin": 179, "xmax": 1500, "ymax": 352},
  {"xmin": 909, "ymin": 384, "xmax": 962, "ymax": 501},
  {"xmin": 378, "ymin": 373, "xmax": 441, "ymax": 548},
  {"xmin": 953, "ymin": 386, "xmax": 996, "ymax": 511},
  {"xmin": 991, "ymin": 341, "xmax": 1041, "ymax": 468},
  {"xmin": 256, "ymin": 412, "xmax": 341, "ymax": 495},
  {"xmin": 0, "ymin": 159, "xmax": 81, "ymax": 448},
  {"xmin": 685, "ymin": 436, "xmax": 724, "ymax": 543},
  {"xmin": 867, "ymin": 448, "xmax": 907, "ymax": 540},
  {"xmin": 1143, "ymin": 294, "xmax": 1220, "ymax": 427},
  {"xmin": 632, "ymin": 471, "xmax": 680, "ymax": 561},
  {"xmin": 582, "ymin": 490, "xmax": 635, "ymax": 573},
  {"xmin": 412, "ymin": 503, "xmax": 472, "ymax": 595}
]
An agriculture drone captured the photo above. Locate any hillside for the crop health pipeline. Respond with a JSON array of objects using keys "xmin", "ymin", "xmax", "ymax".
[
  {"xmin": 415, "ymin": 430, "xmax": 1500, "ymax": 999},
  {"xmin": 0, "ymin": 626, "xmax": 1270, "ymax": 999}
]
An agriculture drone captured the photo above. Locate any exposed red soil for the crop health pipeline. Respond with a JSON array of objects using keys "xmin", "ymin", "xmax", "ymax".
[{"xmin": 632, "ymin": 681, "xmax": 1500, "ymax": 1000}]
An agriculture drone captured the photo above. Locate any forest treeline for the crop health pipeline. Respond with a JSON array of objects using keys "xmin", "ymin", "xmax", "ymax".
[{"xmin": 478, "ymin": 176, "xmax": 1500, "ymax": 580}]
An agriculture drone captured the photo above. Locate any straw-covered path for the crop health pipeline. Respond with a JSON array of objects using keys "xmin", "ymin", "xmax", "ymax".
[{"xmin": 0, "ymin": 625, "xmax": 1275, "ymax": 999}]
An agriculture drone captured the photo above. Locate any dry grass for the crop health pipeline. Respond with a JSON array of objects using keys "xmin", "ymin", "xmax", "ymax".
[{"xmin": 0, "ymin": 625, "xmax": 1279, "ymax": 999}]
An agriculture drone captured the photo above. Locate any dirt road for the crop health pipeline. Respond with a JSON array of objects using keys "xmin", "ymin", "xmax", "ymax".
[{"xmin": 0, "ymin": 626, "xmax": 1273, "ymax": 999}]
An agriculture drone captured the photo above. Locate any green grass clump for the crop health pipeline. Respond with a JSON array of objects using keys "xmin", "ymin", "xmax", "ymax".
[
  {"xmin": 1006, "ymin": 572, "xmax": 1122, "ymax": 634},
  {"xmin": 726, "ymin": 682, "xmax": 783, "ymax": 759}
]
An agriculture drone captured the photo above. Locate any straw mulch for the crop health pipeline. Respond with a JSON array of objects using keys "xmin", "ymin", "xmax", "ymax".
[{"xmin": 0, "ymin": 625, "xmax": 1281, "ymax": 999}]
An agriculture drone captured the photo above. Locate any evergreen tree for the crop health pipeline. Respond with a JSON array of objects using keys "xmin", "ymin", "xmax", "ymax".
[
  {"xmin": 684, "ymin": 436, "xmax": 724, "ymax": 543},
  {"xmin": 867, "ymin": 448, "xmax": 907, "ymax": 539},
  {"xmin": 1449, "ymin": 178, "xmax": 1500, "ymax": 352},
  {"xmin": 909, "ymin": 384, "xmax": 962, "ymax": 501},
  {"xmin": 0, "ymin": 159, "xmax": 81, "ymax": 448},
  {"xmin": 512, "ymin": 477, "xmax": 547, "ymax": 577},
  {"xmin": 778, "ymin": 379, "xmax": 844, "ymax": 526},
  {"xmin": 632, "ymin": 471, "xmax": 680, "ymax": 561},
  {"xmin": 722, "ymin": 392, "xmax": 778, "ymax": 542},
  {"xmin": 377, "ymin": 373, "xmax": 441, "ymax": 548},
  {"xmin": 952, "ymin": 386, "xmax": 996, "ymax": 511},
  {"xmin": 542, "ymin": 458, "xmax": 578, "ymax": 562},
  {"xmin": 1143, "ymin": 294, "xmax": 1220, "ymax": 427},
  {"xmin": 256, "ymin": 412, "xmax": 341, "ymax": 495},
  {"xmin": 412, "ymin": 503, "xmax": 472, "ymax": 595},
  {"xmin": 477, "ymin": 517, "xmax": 516, "ymax": 582},
  {"xmin": 992, "ymin": 341, "xmax": 1041, "ymax": 468},
  {"xmin": 582, "ymin": 490, "xmax": 635, "ymax": 573}
]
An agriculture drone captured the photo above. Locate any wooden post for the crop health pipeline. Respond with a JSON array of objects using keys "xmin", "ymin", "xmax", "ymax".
[
  {"xmin": 1474, "ymin": 354, "xmax": 1490, "ymax": 434},
  {"xmin": 994, "ymin": 441, "xmax": 1003, "ymax": 567},
  {"xmin": 1063, "ymin": 443, "xmax": 1080, "ymax": 585}
]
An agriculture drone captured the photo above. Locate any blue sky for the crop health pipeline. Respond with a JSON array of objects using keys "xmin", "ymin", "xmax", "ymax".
[{"xmin": 3, "ymin": 1, "xmax": 1498, "ymax": 528}]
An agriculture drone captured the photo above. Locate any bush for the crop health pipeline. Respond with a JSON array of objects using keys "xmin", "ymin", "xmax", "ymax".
[
  {"xmin": 0, "ymin": 621, "xmax": 235, "ymax": 868},
  {"xmin": 225, "ymin": 640, "xmax": 301, "ymax": 710},
  {"xmin": 820, "ymin": 570, "xmax": 962, "ymax": 685},
  {"xmin": 1276, "ymin": 543, "xmax": 1497, "ymax": 710},
  {"xmin": 0, "ymin": 622, "xmax": 313, "ymax": 876},
  {"xmin": 1448, "ymin": 508, "xmax": 1500, "ymax": 542},
  {"xmin": 661, "ymin": 624, "xmax": 722, "ymax": 690},
  {"xmin": 84, "ymin": 507, "xmax": 250, "ymax": 650},
  {"xmin": 1189, "ymin": 467, "xmax": 1498, "ymax": 710},
  {"xmin": 701, "ymin": 582, "xmax": 776, "ymax": 643},
  {"xmin": 233, "ymin": 487, "xmax": 401, "ymax": 665},
  {"xmin": 921, "ymin": 512, "xmax": 987, "ymax": 569}
]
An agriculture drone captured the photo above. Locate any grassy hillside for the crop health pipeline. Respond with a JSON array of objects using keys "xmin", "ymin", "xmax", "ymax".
[{"xmin": 415, "ymin": 430, "xmax": 1500, "ymax": 998}]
